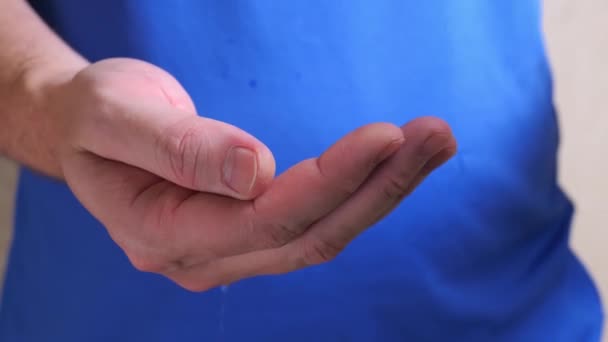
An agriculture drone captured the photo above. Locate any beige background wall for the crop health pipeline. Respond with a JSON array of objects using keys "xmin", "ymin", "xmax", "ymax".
[
  {"xmin": 544, "ymin": 1, "xmax": 608, "ymax": 338},
  {"xmin": 0, "ymin": 0, "xmax": 607, "ymax": 338}
]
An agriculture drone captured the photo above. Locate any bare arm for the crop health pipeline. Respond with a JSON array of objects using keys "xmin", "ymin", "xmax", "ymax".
[{"xmin": 0, "ymin": 0, "xmax": 87, "ymax": 178}]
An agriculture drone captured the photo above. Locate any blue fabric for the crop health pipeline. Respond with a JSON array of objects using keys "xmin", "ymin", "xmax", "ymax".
[{"xmin": 1, "ymin": 1, "xmax": 603, "ymax": 341}]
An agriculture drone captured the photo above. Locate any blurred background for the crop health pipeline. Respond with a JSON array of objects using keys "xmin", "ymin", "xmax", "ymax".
[
  {"xmin": 545, "ymin": 1, "xmax": 608, "ymax": 339},
  {"xmin": 0, "ymin": 0, "xmax": 607, "ymax": 339}
]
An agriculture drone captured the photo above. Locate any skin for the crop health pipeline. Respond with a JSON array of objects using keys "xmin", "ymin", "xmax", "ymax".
[{"xmin": 0, "ymin": 0, "xmax": 457, "ymax": 291}]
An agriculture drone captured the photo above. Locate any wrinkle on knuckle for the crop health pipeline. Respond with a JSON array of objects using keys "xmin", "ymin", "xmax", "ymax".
[
  {"xmin": 156, "ymin": 121, "xmax": 209, "ymax": 187},
  {"xmin": 264, "ymin": 221, "xmax": 303, "ymax": 248},
  {"xmin": 161, "ymin": 256, "xmax": 195, "ymax": 274},
  {"xmin": 140, "ymin": 184, "xmax": 182, "ymax": 241},
  {"xmin": 381, "ymin": 175, "xmax": 413, "ymax": 201},
  {"xmin": 128, "ymin": 185, "xmax": 188, "ymax": 265},
  {"xmin": 302, "ymin": 237, "xmax": 344, "ymax": 266}
]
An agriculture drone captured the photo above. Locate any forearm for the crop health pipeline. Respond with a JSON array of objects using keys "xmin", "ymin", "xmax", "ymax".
[{"xmin": 0, "ymin": 0, "xmax": 88, "ymax": 178}]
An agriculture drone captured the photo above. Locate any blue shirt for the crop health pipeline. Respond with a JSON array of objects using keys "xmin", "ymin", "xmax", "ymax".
[{"xmin": 1, "ymin": 1, "xmax": 603, "ymax": 341}]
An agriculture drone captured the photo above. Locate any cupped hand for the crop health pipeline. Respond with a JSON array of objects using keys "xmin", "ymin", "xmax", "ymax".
[{"xmin": 52, "ymin": 58, "xmax": 456, "ymax": 291}]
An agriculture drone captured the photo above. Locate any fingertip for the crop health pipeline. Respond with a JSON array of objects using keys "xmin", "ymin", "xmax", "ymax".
[
  {"xmin": 350, "ymin": 122, "xmax": 405, "ymax": 161},
  {"xmin": 401, "ymin": 116, "xmax": 453, "ymax": 136},
  {"xmin": 369, "ymin": 122, "xmax": 404, "ymax": 139},
  {"xmin": 400, "ymin": 116, "xmax": 456, "ymax": 158}
]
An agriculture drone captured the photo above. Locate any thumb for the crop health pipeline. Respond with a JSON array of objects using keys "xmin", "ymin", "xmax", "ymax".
[{"xmin": 77, "ymin": 101, "xmax": 275, "ymax": 199}]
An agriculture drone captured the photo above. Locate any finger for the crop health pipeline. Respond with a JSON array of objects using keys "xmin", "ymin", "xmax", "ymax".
[
  {"xmin": 70, "ymin": 59, "xmax": 275, "ymax": 199},
  {"xmin": 64, "ymin": 147, "xmax": 260, "ymax": 273},
  {"xmin": 155, "ymin": 122, "xmax": 404, "ymax": 265},
  {"xmin": 296, "ymin": 120, "xmax": 457, "ymax": 265},
  {"xmin": 247, "ymin": 122, "xmax": 404, "ymax": 248},
  {"xmin": 73, "ymin": 93, "xmax": 275, "ymax": 199},
  {"xmin": 166, "ymin": 117, "xmax": 456, "ymax": 291},
  {"xmin": 71, "ymin": 121, "xmax": 404, "ymax": 274}
]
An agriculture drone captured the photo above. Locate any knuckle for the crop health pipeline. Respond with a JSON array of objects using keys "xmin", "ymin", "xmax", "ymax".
[
  {"xmin": 264, "ymin": 221, "xmax": 304, "ymax": 247},
  {"xmin": 66, "ymin": 76, "xmax": 121, "ymax": 145},
  {"xmin": 135, "ymin": 183, "xmax": 185, "ymax": 248},
  {"xmin": 75, "ymin": 72, "xmax": 120, "ymax": 107},
  {"xmin": 381, "ymin": 175, "xmax": 413, "ymax": 201},
  {"xmin": 156, "ymin": 120, "xmax": 209, "ymax": 187},
  {"xmin": 89, "ymin": 80, "xmax": 118, "ymax": 103},
  {"xmin": 302, "ymin": 238, "xmax": 344, "ymax": 266},
  {"xmin": 152, "ymin": 188, "xmax": 181, "ymax": 229}
]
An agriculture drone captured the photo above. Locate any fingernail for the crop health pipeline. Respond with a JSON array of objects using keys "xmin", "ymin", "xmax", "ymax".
[{"xmin": 223, "ymin": 147, "xmax": 258, "ymax": 195}]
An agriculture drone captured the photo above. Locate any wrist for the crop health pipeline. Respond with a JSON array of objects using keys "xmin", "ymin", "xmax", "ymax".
[{"xmin": 3, "ymin": 56, "xmax": 89, "ymax": 178}]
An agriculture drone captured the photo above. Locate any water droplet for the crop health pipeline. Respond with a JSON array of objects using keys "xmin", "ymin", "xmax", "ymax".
[{"xmin": 218, "ymin": 285, "xmax": 230, "ymax": 338}]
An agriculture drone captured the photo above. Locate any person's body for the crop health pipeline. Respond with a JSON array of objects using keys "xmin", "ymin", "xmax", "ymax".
[{"xmin": 0, "ymin": 0, "xmax": 603, "ymax": 341}]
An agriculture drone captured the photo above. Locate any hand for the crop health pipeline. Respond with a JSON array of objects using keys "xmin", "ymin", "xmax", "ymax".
[{"xmin": 52, "ymin": 58, "xmax": 456, "ymax": 291}]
